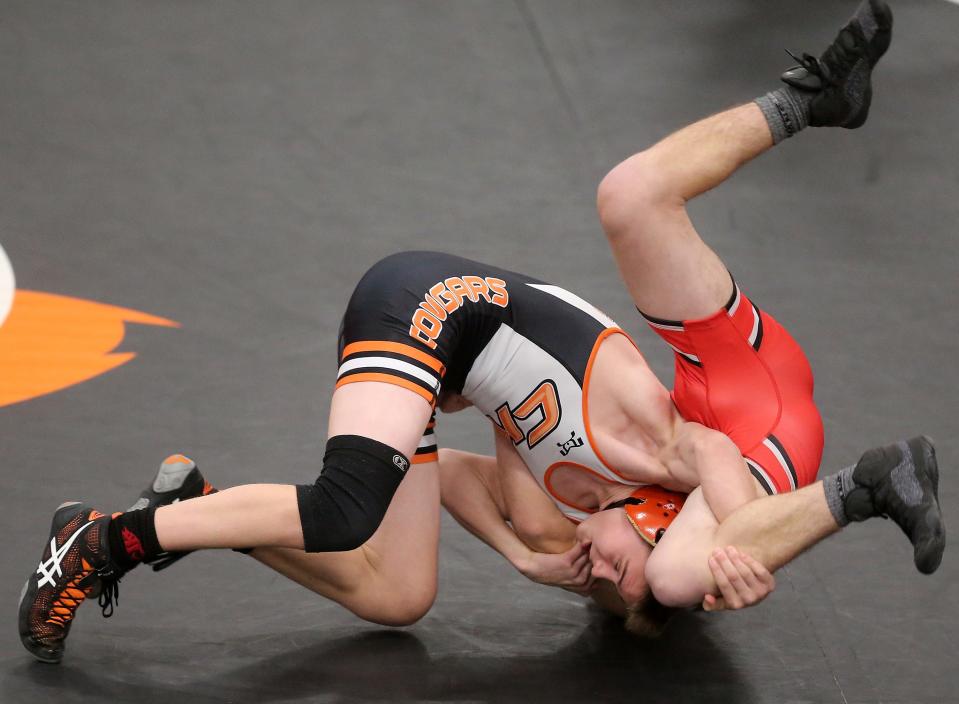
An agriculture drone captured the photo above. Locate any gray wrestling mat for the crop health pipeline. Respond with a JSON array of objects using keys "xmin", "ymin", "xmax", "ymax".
[{"xmin": 1, "ymin": 1, "xmax": 956, "ymax": 702}]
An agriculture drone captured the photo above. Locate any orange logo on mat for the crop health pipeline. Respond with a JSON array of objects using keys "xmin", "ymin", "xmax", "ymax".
[{"xmin": 0, "ymin": 289, "xmax": 178, "ymax": 408}]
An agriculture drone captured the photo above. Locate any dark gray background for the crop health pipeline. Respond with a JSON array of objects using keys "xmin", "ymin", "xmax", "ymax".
[{"xmin": 2, "ymin": 1, "xmax": 956, "ymax": 702}]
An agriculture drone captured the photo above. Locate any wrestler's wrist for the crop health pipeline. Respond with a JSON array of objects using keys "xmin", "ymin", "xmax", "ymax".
[{"xmin": 508, "ymin": 547, "xmax": 535, "ymax": 575}]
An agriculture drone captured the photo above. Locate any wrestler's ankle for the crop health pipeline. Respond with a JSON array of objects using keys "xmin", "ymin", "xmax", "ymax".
[
  {"xmin": 822, "ymin": 464, "xmax": 871, "ymax": 527},
  {"xmin": 108, "ymin": 507, "xmax": 164, "ymax": 571},
  {"xmin": 754, "ymin": 87, "xmax": 812, "ymax": 144}
]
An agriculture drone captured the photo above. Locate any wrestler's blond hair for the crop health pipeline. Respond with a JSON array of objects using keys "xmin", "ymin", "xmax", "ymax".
[{"xmin": 624, "ymin": 592, "xmax": 678, "ymax": 638}]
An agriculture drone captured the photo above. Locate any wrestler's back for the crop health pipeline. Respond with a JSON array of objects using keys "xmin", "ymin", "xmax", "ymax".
[{"xmin": 340, "ymin": 251, "xmax": 685, "ymax": 518}]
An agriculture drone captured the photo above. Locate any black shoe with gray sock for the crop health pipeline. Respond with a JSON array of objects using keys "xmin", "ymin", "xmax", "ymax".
[
  {"xmin": 823, "ymin": 436, "xmax": 945, "ymax": 574},
  {"xmin": 755, "ymin": 0, "xmax": 894, "ymax": 143}
]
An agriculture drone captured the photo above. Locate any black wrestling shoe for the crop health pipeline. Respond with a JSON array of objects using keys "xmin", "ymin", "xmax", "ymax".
[
  {"xmin": 18, "ymin": 502, "xmax": 123, "ymax": 663},
  {"xmin": 846, "ymin": 436, "xmax": 945, "ymax": 574},
  {"xmin": 781, "ymin": 0, "xmax": 893, "ymax": 128},
  {"xmin": 131, "ymin": 454, "xmax": 217, "ymax": 572}
]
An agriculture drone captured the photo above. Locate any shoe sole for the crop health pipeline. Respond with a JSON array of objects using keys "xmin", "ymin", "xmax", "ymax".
[
  {"xmin": 910, "ymin": 436, "xmax": 945, "ymax": 575},
  {"xmin": 867, "ymin": 0, "xmax": 894, "ymax": 65},
  {"xmin": 137, "ymin": 458, "xmax": 210, "ymax": 571},
  {"xmin": 130, "ymin": 460, "xmax": 206, "ymax": 512},
  {"xmin": 919, "ymin": 435, "xmax": 939, "ymax": 496}
]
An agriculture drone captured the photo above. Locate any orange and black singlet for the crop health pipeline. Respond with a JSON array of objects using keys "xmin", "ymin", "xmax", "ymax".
[{"xmin": 337, "ymin": 251, "xmax": 630, "ymax": 504}]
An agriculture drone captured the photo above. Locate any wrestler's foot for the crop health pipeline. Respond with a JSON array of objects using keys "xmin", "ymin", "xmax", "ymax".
[
  {"xmin": 131, "ymin": 454, "xmax": 217, "ymax": 572},
  {"xmin": 781, "ymin": 0, "xmax": 893, "ymax": 128},
  {"xmin": 846, "ymin": 436, "xmax": 945, "ymax": 574},
  {"xmin": 18, "ymin": 502, "xmax": 123, "ymax": 663}
]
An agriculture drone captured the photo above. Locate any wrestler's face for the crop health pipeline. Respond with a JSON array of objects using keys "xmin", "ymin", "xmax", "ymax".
[{"xmin": 576, "ymin": 509, "xmax": 652, "ymax": 606}]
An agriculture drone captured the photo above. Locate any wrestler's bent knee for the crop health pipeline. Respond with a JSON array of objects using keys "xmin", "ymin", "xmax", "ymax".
[
  {"xmin": 596, "ymin": 151, "xmax": 670, "ymax": 236},
  {"xmin": 356, "ymin": 580, "xmax": 438, "ymax": 627},
  {"xmin": 297, "ymin": 435, "xmax": 410, "ymax": 552}
]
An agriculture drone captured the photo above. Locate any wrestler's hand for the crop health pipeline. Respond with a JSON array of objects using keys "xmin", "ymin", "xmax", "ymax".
[
  {"xmin": 516, "ymin": 542, "xmax": 593, "ymax": 593},
  {"xmin": 702, "ymin": 546, "xmax": 775, "ymax": 612}
]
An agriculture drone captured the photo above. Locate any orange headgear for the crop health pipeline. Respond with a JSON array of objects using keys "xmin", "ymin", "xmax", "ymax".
[{"xmin": 604, "ymin": 485, "xmax": 686, "ymax": 546}]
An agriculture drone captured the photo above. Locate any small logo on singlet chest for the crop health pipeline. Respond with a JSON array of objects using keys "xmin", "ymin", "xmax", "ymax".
[{"xmin": 557, "ymin": 431, "xmax": 584, "ymax": 457}]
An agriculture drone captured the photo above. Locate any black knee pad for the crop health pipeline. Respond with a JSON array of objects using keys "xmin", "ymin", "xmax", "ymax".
[{"xmin": 296, "ymin": 435, "xmax": 409, "ymax": 552}]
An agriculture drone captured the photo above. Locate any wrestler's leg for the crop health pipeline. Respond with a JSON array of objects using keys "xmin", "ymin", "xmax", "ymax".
[
  {"xmin": 597, "ymin": 0, "xmax": 891, "ymax": 320},
  {"xmin": 647, "ymin": 439, "xmax": 944, "ymax": 607},
  {"xmin": 19, "ymin": 381, "xmax": 439, "ymax": 662},
  {"xmin": 153, "ymin": 382, "xmax": 440, "ymax": 624},
  {"xmin": 155, "ymin": 382, "xmax": 431, "ymax": 550},
  {"xmin": 596, "ymin": 103, "xmax": 772, "ymax": 320},
  {"xmin": 250, "ymin": 457, "xmax": 440, "ymax": 626}
]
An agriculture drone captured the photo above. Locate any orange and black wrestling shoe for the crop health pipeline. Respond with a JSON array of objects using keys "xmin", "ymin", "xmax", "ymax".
[{"xmin": 18, "ymin": 502, "xmax": 123, "ymax": 664}]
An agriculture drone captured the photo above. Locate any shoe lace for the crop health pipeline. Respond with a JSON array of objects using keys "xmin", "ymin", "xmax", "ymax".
[
  {"xmin": 785, "ymin": 49, "xmax": 827, "ymax": 80},
  {"xmin": 97, "ymin": 575, "xmax": 121, "ymax": 618},
  {"xmin": 786, "ymin": 25, "xmax": 863, "ymax": 86}
]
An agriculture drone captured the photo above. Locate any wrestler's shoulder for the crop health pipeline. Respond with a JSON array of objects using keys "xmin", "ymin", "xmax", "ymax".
[{"xmin": 589, "ymin": 332, "xmax": 670, "ymax": 405}]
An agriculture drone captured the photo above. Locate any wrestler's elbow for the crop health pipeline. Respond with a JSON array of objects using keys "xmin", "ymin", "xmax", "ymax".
[
  {"xmin": 645, "ymin": 553, "xmax": 709, "ymax": 608},
  {"xmin": 688, "ymin": 428, "xmax": 740, "ymax": 480},
  {"xmin": 511, "ymin": 516, "xmax": 565, "ymax": 554}
]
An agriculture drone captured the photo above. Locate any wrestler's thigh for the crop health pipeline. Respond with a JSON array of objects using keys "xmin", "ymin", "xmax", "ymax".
[
  {"xmin": 328, "ymin": 380, "xmax": 433, "ymax": 459},
  {"xmin": 605, "ymin": 203, "xmax": 732, "ymax": 321},
  {"xmin": 330, "ymin": 381, "xmax": 438, "ymax": 590},
  {"xmin": 364, "ymin": 457, "xmax": 440, "ymax": 578}
]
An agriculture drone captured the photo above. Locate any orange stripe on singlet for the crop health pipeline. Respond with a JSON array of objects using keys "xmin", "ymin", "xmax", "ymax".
[
  {"xmin": 341, "ymin": 340, "xmax": 445, "ymax": 374},
  {"xmin": 335, "ymin": 372, "xmax": 435, "ymax": 406},
  {"xmin": 581, "ymin": 327, "xmax": 635, "ymax": 482},
  {"xmin": 412, "ymin": 451, "xmax": 439, "ymax": 465}
]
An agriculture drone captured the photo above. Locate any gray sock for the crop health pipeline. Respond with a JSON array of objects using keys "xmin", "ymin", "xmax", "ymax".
[
  {"xmin": 755, "ymin": 87, "xmax": 813, "ymax": 144},
  {"xmin": 822, "ymin": 464, "xmax": 858, "ymax": 527}
]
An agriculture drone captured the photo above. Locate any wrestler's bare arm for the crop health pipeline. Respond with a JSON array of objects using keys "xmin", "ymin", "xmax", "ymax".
[
  {"xmin": 661, "ymin": 422, "xmax": 762, "ymax": 522},
  {"xmin": 645, "ymin": 482, "xmax": 839, "ymax": 608},
  {"xmin": 438, "ymin": 448, "xmax": 531, "ymax": 567},
  {"xmin": 438, "ymin": 436, "xmax": 590, "ymax": 590}
]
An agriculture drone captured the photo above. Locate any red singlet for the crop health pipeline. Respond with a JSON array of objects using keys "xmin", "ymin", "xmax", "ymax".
[{"xmin": 642, "ymin": 279, "xmax": 823, "ymax": 494}]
